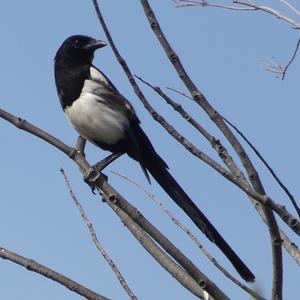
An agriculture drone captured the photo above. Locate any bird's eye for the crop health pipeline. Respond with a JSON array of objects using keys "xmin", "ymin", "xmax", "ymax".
[{"xmin": 74, "ymin": 40, "xmax": 80, "ymax": 48}]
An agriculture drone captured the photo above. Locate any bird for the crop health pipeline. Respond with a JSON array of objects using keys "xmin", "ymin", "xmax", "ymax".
[{"xmin": 54, "ymin": 34, "xmax": 255, "ymax": 282}]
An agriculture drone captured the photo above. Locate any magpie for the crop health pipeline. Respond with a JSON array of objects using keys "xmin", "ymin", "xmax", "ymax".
[{"xmin": 54, "ymin": 35, "xmax": 255, "ymax": 282}]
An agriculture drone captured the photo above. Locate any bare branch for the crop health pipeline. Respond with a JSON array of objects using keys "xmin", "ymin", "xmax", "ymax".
[
  {"xmin": 135, "ymin": 75, "xmax": 212, "ymax": 141},
  {"xmin": 278, "ymin": 0, "xmax": 300, "ymax": 16},
  {"xmin": 222, "ymin": 116, "xmax": 300, "ymax": 218},
  {"xmin": 175, "ymin": 0, "xmax": 300, "ymax": 28},
  {"xmin": 281, "ymin": 35, "xmax": 300, "ymax": 79},
  {"xmin": 174, "ymin": 0, "xmax": 256, "ymax": 11},
  {"xmin": 0, "ymin": 247, "xmax": 109, "ymax": 300},
  {"xmin": 260, "ymin": 57, "xmax": 286, "ymax": 78},
  {"xmin": 279, "ymin": 229, "xmax": 300, "ymax": 266}
]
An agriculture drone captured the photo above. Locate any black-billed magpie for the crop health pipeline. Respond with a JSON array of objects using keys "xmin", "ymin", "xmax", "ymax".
[{"xmin": 54, "ymin": 35, "xmax": 255, "ymax": 282}]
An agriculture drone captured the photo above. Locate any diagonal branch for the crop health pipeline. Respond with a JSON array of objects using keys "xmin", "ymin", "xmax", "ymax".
[
  {"xmin": 233, "ymin": 0, "xmax": 300, "ymax": 29},
  {"xmin": 135, "ymin": 75, "xmax": 212, "ymax": 141},
  {"xmin": 174, "ymin": 0, "xmax": 256, "ymax": 10},
  {"xmin": 222, "ymin": 116, "xmax": 300, "ymax": 218},
  {"xmin": 0, "ymin": 247, "xmax": 109, "ymax": 300},
  {"xmin": 278, "ymin": 0, "xmax": 300, "ymax": 16},
  {"xmin": 175, "ymin": 1, "xmax": 300, "ymax": 29}
]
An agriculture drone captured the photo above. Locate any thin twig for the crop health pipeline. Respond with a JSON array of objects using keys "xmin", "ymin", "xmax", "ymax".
[
  {"xmin": 260, "ymin": 57, "xmax": 285, "ymax": 78},
  {"xmin": 261, "ymin": 35, "xmax": 300, "ymax": 80},
  {"xmin": 222, "ymin": 116, "xmax": 300, "ymax": 218},
  {"xmin": 281, "ymin": 35, "xmax": 300, "ymax": 79},
  {"xmin": 278, "ymin": 0, "xmax": 300, "ymax": 16},
  {"xmin": 60, "ymin": 168, "xmax": 138, "ymax": 300},
  {"xmin": 233, "ymin": 0, "xmax": 300, "ymax": 29},
  {"xmin": 174, "ymin": 0, "xmax": 256, "ymax": 10},
  {"xmin": 135, "ymin": 75, "xmax": 212, "ymax": 141},
  {"xmin": 0, "ymin": 247, "xmax": 109, "ymax": 300},
  {"xmin": 179, "ymin": 0, "xmax": 300, "ymax": 29}
]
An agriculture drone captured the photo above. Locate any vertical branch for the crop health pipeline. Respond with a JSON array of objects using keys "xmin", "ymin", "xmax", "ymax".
[{"xmin": 139, "ymin": 1, "xmax": 283, "ymax": 299}]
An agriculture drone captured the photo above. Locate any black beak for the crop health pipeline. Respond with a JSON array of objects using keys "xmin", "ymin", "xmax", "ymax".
[{"xmin": 85, "ymin": 39, "xmax": 107, "ymax": 51}]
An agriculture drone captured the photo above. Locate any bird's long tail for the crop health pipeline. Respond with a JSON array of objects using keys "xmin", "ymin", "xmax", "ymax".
[{"xmin": 134, "ymin": 126, "xmax": 255, "ymax": 282}]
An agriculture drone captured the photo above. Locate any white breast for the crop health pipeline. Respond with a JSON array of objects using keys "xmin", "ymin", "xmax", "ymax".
[{"xmin": 65, "ymin": 70, "xmax": 129, "ymax": 145}]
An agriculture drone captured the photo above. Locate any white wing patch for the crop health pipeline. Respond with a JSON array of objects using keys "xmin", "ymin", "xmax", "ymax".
[
  {"xmin": 89, "ymin": 66, "xmax": 108, "ymax": 84},
  {"xmin": 90, "ymin": 66, "xmax": 137, "ymax": 117}
]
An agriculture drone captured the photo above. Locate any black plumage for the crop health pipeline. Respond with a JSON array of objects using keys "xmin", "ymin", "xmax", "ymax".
[{"xmin": 54, "ymin": 35, "xmax": 255, "ymax": 282}]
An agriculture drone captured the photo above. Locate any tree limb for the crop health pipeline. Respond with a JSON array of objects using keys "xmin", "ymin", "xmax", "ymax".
[{"xmin": 0, "ymin": 247, "xmax": 109, "ymax": 300}]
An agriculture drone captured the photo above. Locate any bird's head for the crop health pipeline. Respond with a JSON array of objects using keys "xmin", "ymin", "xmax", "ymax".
[{"xmin": 54, "ymin": 35, "xmax": 107, "ymax": 64}]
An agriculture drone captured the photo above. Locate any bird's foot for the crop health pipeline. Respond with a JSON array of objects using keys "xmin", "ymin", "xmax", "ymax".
[
  {"xmin": 84, "ymin": 153, "xmax": 122, "ymax": 194},
  {"xmin": 84, "ymin": 168, "xmax": 108, "ymax": 194}
]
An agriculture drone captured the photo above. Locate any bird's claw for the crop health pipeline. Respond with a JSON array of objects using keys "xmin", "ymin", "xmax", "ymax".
[
  {"xmin": 84, "ymin": 168, "xmax": 100, "ymax": 194},
  {"xmin": 84, "ymin": 168, "xmax": 108, "ymax": 194}
]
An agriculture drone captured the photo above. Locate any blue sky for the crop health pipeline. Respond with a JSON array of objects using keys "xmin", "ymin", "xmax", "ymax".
[{"xmin": 1, "ymin": 1, "xmax": 299, "ymax": 299}]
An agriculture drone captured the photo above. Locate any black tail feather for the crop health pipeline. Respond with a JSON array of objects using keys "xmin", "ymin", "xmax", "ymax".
[
  {"xmin": 148, "ymin": 160, "xmax": 255, "ymax": 282},
  {"xmin": 134, "ymin": 125, "xmax": 255, "ymax": 282}
]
